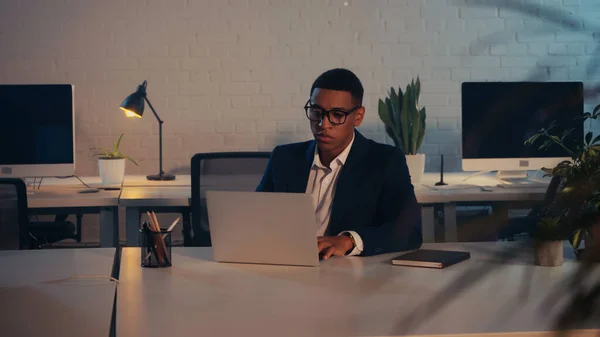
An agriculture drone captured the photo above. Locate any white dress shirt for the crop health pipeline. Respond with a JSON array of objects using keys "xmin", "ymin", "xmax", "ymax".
[{"xmin": 305, "ymin": 132, "xmax": 364, "ymax": 256}]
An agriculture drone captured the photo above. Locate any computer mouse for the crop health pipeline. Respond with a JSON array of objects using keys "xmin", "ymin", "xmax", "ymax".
[{"xmin": 79, "ymin": 188, "xmax": 100, "ymax": 193}]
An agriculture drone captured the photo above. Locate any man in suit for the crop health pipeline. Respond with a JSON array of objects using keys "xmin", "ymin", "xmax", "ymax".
[{"xmin": 256, "ymin": 68, "xmax": 422, "ymax": 258}]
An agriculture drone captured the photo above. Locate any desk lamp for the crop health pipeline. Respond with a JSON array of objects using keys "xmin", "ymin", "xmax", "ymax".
[{"xmin": 119, "ymin": 80, "xmax": 175, "ymax": 181}]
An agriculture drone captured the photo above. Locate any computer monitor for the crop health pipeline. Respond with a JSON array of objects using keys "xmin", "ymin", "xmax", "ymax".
[
  {"xmin": 0, "ymin": 84, "xmax": 75, "ymax": 178},
  {"xmin": 461, "ymin": 81, "xmax": 583, "ymax": 181}
]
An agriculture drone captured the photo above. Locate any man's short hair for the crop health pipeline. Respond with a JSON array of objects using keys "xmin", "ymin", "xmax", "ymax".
[{"xmin": 310, "ymin": 68, "xmax": 364, "ymax": 105}]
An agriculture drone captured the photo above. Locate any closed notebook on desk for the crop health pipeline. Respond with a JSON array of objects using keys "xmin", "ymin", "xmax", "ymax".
[{"xmin": 392, "ymin": 249, "xmax": 470, "ymax": 269}]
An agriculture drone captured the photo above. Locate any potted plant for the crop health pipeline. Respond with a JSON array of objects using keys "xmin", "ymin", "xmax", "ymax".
[
  {"xmin": 533, "ymin": 215, "xmax": 567, "ymax": 266},
  {"xmin": 378, "ymin": 76, "xmax": 427, "ymax": 184},
  {"xmin": 525, "ymin": 106, "xmax": 600, "ymax": 263},
  {"xmin": 92, "ymin": 133, "xmax": 138, "ymax": 185}
]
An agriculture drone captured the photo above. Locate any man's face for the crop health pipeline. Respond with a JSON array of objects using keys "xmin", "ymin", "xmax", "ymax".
[{"xmin": 308, "ymin": 88, "xmax": 364, "ymax": 153}]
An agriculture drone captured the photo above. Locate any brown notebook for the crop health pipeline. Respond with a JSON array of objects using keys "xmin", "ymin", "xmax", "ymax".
[{"xmin": 392, "ymin": 249, "xmax": 471, "ymax": 269}]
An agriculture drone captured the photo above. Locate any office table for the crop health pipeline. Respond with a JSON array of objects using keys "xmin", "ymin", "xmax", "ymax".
[
  {"xmin": 0, "ymin": 248, "xmax": 118, "ymax": 337},
  {"xmin": 26, "ymin": 187, "xmax": 121, "ymax": 247},
  {"xmin": 119, "ymin": 172, "xmax": 547, "ymax": 246},
  {"xmin": 420, "ymin": 172, "xmax": 548, "ymax": 242},
  {"xmin": 36, "ymin": 172, "xmax": 550, "ymax": 246},
  {"xmin": 117, "ymin": 242, "xmax": 599, "ymax": 337},
  {"xmin": 32, "ymin": 174, "xmax": 191, "ymax": 188}
]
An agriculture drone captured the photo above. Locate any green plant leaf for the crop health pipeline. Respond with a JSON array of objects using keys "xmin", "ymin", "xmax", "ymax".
[
  {"xmin": 593, "ymin": 103, "xmax": 600, "ymax": 116},
  {"xmin": 415, "ymin": 106, "xmax": 426, "ymax": 152},
  {"xmin": 592, "ymin": 134, "xmax": 600, "ymax": 145},
  {"xmin": 378, "ymin": 99, "xmax": 395, "ymax": 133},
  {"xmin": 385, "ymin": 125, "xmax": 399, "ymax": 147},
  {"xmin": 124, "ymin": 155, "xmax": 139, "ymax": 166},
  {"xmin": 383, "ymin": 98, "xmax": 392, "ymax": 124},
  {"xmin": 378, "ymin": 79, "xmax": 425, "ymax": 155},
  {"xmin": 585, "ymin": 131, "xmax": 593, "ymax": 145},
  {"xmin": 91, "ymin": 134, "xmax": 135, "ymax": 160},
  {"xmin": 390, "ymin": 87, "xmax": 406, "ymax": 153},
  {"xmin": 571, "ymin": 228, "xmax": 582, "ymax": 250},
  {"xmin": 414, "ymin": 76, "xmax": 420, "ymax": 106},
  {"xmin": 524, "ymin": 133, "xmax": 541, "ymax": 145},
  {"xmin": 560, "ymin": 128, "xmax": 575, "ymax": 141},
  {"xmin": 400, "ymin": 84, "xmax": 412, "ymax": 154},
  {"xmin": 115, "ymin": 133, "xmax": 124, "ymax": 153}
]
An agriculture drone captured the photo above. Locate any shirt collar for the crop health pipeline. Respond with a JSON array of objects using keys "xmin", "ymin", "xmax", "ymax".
[{"xmin": 312, "ymin": 131, "xmax": 355, "ymax": 169}]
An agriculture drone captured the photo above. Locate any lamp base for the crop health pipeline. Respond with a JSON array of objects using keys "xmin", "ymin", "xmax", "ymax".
[{"xmin": 146, "ymin": 173, "xmax": 176, "ymax": 181}]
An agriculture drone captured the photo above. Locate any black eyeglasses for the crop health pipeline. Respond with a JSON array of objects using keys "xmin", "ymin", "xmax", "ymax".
[{"xmin": 304, "ymin": 99, "xmax": 361, "ymax": 125}]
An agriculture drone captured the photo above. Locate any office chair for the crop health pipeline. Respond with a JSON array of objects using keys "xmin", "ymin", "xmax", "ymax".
[
  {"xmin": 189, "ymin": 151, "xmax": 271, "ymax": 246},
  {"xmin": 29, "ymin": 214, "xmax": 78, "ymax": 248},
  {"xmin": 0, "ymin": 178, "xmax": 78, "ymax": 249},
  {"xmin": 0, "ymin": 178, "xmax": 31, "ymax": 250}
]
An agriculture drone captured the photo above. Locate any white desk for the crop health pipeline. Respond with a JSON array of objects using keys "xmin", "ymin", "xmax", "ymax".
[
  {"xmin": 34, "ymin": 172, "xmax": 550, "ymax": 246},
  {"xmin": 0, "ymin": 248, "xmax": 117, "ymax": 337},
  {"xmin": 117, "ymin": 243, "xmax": 599, "ymax": 337},
  {"xmin": 119, "ymin": 185, "xmax": 440, "ymax": 246},
  {"xmin": 26, "ymin": 186, "xmax": 121, "ymax": 247},
  {"xmin": 119, "ymin": 172, "xmax": 547, "ymax": 246},
  {"xmin": 419, "ymin": 173, "xmax": 548, "ymax": 242},
  {"xmin": 32, "ymin": 174, "xmax": 191, "ymax": 188}
]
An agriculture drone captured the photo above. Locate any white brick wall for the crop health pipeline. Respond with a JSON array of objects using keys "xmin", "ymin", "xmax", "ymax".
[{"xmin": 2, "ymin": 0, "xmax": 600, "ymax": 175}]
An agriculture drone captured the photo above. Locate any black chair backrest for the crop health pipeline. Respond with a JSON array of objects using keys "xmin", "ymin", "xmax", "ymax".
[
  {"xmin": 189, "ymin": 152, "xmax": 271, "ymax": 246},
  {"xmin": 0, "ymin": 178, "xmax": 29, "ymax": 250}
]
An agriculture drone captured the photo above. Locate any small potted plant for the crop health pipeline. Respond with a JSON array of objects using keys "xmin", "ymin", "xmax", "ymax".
[
  {"xmin": 92, "ymin": 133, "xmax": 138, "ymax": 185},
  {"xmin": 533, "ymin": 215, "xmax": 567, "ymax": 266},
  {"xmin": 378, "ymin": 76, "xmax": 427, "ymax": 184},
  {"xmin": 525, "ymin": 105, "xmax": 600, "ymax": 263}
]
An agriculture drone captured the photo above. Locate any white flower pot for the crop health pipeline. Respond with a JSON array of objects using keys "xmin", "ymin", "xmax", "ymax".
[
  {"xmin": 405, "ymin": 154, "xmax": 426, "ymax": 185},
  {"xmin": 98, "ymin": 158, "xmax": 126, "ymax": 186},
  {"xmin": 534, "ymin": 240, "xmax": 564, "ymax": 267}
]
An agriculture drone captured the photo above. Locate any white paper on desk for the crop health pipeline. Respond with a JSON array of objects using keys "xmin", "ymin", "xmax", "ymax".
[{"xmin": 421, "ymin": 184, "xmax": 480, "ymax": 190}]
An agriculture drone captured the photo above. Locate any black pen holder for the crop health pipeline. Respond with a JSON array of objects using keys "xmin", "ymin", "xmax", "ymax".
[{"xmin": 140, "ymin": 228, "xmax": 172, "ymax": 268}]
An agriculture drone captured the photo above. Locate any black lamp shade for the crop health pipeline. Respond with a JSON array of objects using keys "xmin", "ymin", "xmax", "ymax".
[{"xmin": 119, "ymin": 91, "xmax": 144, "ymax": 118}]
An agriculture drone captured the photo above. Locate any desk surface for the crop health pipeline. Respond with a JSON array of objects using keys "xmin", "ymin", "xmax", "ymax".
[
  {"xmin": 34, "ymin": 172, "xmax": 550, "ymax": 207},
  {"xmin": 118, "ymin": 172, "xmax": 548, "ymax": 207},
  {"xmin": 117, "ymin": 243, "xmax": 599, "ymax": 337},
  {"xmin": 26, "ymin": 187, "xmax": 121, "ymax": 208},
  {"xmin": 0, "ymin": 248, "xmax": 117, "ymax": 337},
  {"xmin": 32, "ymin": 175, "xmax": 191, "ymax": 188}
]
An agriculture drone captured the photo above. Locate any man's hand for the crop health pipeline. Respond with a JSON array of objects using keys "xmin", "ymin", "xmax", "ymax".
[{"xmin": 317, "ymin": 235, "xmax": 353, "ymax": 260}]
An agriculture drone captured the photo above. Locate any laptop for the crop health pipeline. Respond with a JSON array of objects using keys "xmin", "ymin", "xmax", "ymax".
[{"xmin": 206, "ymin": 190, "xmax": 320, "ymax": 267}]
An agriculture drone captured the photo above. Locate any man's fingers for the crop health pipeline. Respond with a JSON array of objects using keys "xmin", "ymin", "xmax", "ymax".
[
  {"xmin": 322, "ymin": 246, "xmax": 336, "ymax": 260},
  {"xmin": 318, "ymin": 240, "xmax": 332, "ymax": 253}
]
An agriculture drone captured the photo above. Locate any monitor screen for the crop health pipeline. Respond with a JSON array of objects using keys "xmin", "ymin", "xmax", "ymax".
[
  {"xmin": 461, "ymin": 81, "xmax": 583, "ymax": 160},
  {"xmin": 0, "ymin": 84, "xmax": 74, "ymax": 166}
]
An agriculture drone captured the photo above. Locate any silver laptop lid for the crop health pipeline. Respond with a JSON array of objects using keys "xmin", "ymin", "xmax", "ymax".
[{"xmin": 206, "ymin": 190, "xmax": 319, "ymax": 267}]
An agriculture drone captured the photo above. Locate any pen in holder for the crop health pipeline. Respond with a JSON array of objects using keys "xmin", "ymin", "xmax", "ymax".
[
  {"xmin": 140, "ymin": 221, "xmax": 172, "ymax": 268},
  {"xmin": 140, "ymin": 212, "xmax": 180, "ymax": 268}
]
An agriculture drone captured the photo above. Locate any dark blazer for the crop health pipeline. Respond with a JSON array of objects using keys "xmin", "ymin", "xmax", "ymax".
[{"xmin": 256, "ymin": 129, "xmax": 423, "ymax": 256}]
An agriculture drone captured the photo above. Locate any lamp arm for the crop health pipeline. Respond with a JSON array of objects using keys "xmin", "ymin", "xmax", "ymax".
[
  {"xmin": 143, "ymin": 95, "xmax": 165, "ymax": 176},
  {"xmin": 143, "ymin": 96, "xmax": 163, "ymax": 124}
]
